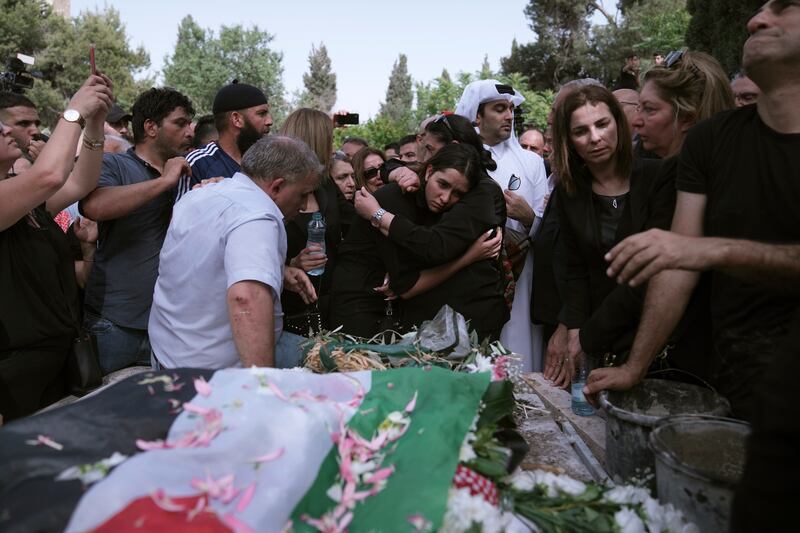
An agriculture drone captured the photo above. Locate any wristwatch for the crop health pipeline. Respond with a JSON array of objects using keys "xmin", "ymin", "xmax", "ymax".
[
  {"xmin": 62, "ymin": 109, "xmax": 86, "ymax": 128},
  {"xmin": 370, "ymin": 208, "xmax": 387, "ymax": 227}
]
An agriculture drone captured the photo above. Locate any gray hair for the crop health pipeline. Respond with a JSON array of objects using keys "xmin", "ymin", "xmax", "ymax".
[
  {"xmin": 104, "ymin": 134, "xmax": 132, "ymax": 154},
  {"xmin": 555, "ymin": 78, "xmax": 604, "ymax": 102},
  {"xmin": 241, "ymin": 135, "xmax": 324, "ymax": 184}
]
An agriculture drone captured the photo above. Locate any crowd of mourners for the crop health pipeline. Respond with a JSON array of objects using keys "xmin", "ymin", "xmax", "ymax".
[{"xmin": 0, "ymin": 1, "xmax": 798, "ymax": 526}]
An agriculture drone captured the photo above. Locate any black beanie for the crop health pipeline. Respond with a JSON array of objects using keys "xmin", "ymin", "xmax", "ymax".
[{"xmin": 212, "ymin": 81, "xmax": 268, "ymax": 114}]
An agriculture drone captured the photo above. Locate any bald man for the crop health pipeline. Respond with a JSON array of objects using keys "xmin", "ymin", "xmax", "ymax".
[
  {"xmin": 519, "ymin": 128, "xmax": 545, "ymax": 156},
  {"xmin": 613, "ymin": 88, "xmax": 639, "ymax": 132}
]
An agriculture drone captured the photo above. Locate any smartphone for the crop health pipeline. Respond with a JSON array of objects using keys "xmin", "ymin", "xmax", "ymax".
[
  {"xmin": 334, "ymin": 113, "xmax": 359, "ymax": 126},
  {"xmin": 89, "ymin": 44, "xmax": 97, "ymax": 75}
]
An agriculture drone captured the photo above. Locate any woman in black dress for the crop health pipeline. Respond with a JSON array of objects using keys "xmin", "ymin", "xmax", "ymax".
[
  {"xmin": 330, "ymin": 144, "xmax": 503, "ymax": 339},
  {"xmin": 0, "ymin": 75, "xmax": 112, "ymax": 420},
  {"xmin": 547, "ymin": 84, "xmax": 672, "ymax": 386}
]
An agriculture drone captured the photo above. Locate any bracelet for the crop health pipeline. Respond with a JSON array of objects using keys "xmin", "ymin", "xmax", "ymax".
[{"xmin": 82, "ymin": 135, "xmax": 104, "ymax": 151}]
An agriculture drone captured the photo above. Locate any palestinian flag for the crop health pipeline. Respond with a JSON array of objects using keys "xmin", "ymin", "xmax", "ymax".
[{"xmin": 0, "ymin": 366, "xmax": 491, "ymax": 532}]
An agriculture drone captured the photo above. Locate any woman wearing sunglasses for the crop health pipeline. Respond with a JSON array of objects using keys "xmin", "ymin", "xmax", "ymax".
[
  {"xmin": 352, "ymin": 147, "xmax": 385, "ymax": 193},
  {"xmin": 330, "ymin": 143, "xmax": 504, "ymax": 340},
  {"xmin": 546, "ymin": 84, "xmax": 674, "ymax": 387}
]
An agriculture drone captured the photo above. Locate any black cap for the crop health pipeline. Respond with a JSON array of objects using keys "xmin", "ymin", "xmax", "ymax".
[
  {"xmin": 106, "ymin": 103, "xmax": 132, "ymax": 123},
  {"xmin": 212, "ymin": 81, "xmax": 268, "ymax": 114}
]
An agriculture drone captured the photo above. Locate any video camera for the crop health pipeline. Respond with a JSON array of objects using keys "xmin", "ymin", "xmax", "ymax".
[{"xmin": 0, "ymin": 53, "xmax": 41, "ymax": 94}]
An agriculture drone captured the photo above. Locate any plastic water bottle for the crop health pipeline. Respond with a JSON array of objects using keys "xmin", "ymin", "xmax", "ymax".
[
  {"xmin": 306, "ymin": 212, "xmax": 326, "ymax": 276},
  {"xmin": 571, "ymin": 355, "xmax": 596, "ymax": 416}
]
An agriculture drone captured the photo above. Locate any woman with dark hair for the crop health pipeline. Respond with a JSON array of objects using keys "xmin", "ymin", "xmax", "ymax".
[
  {"xmin": 547, "ymin": 84, "xmax": 672, "ymax": 387},
  {"xmin": 330, "ymin": 144, "xmax": 504, "ymax": 340}
]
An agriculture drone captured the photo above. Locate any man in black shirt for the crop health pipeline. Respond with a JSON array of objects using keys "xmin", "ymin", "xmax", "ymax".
[{"xmin": 587, "ymin": 0, "xmax": 800, "ymax": 420}]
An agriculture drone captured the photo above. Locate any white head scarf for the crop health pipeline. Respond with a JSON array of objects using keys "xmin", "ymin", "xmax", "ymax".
[{"xmin": 454, "ymin": 79, "xmax": 526, "ymax": 126}]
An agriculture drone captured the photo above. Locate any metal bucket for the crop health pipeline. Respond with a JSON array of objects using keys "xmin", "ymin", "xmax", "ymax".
[
  {"xmin": 649, "ymin": 415, "xmax": 750, "ymax": 532},
  {"xmin": 599, "ymin": 379, "xmax": 729, "ymax": 485}
]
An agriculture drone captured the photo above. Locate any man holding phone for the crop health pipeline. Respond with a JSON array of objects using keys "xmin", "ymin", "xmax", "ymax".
[{"xmin": 177, "ymin": 82, "xmax": 272, "ymax": 200}]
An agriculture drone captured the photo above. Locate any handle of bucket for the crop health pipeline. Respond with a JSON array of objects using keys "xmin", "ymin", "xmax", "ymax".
[{"xmin": 647, "ymin": 368, "xmax": 716, "ymax": 394}]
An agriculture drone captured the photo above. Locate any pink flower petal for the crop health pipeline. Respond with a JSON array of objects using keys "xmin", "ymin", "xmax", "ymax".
[
  {"xmin": 337, "ymin": 512, "xmax": 354, "ymax": 533},
  {"xmin": 266, "ymin": 381, "xmax": 289, "ymax": 401},
  {"xmin": 405, "ymin": 391, "xmax": 418, "ymax": 413},
  {"xmin": 136, "ymin": 438, "xmax": 166, "ymax": 451},
  {"xmin": 150, "ymin": 489, "xmax": 186, "ymax": 513},
  {"xmin": 183, "ymin": 403, "xmax": 211, "ymax": 416},
  {"xmin": 194, "ymin": 377, "xmax": 212, "ymax": 397},
  {"xmin": 187, "ymin": 496, "xmax": 207, "ymax": 521},
  {"xmin": 223, "ymin": 513, "xmax": 255, "ymax": 533},
  {"xmin": 236, "ymin": 482, "xmax": 256, "ymax": 513},
  {"xmin": 252, "ymin": 447, "xmax": 284, "ymax": 463},
  {"xmin": 364, "ymin": 466, "xmax": 394, "ymax": 485}
]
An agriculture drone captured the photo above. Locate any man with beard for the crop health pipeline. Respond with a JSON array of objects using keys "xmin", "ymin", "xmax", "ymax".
[
  {"xmin": 177, "ymin": 82, "xmax": 272, "ymax": 200},
  {"xmin": 80, "ymin": 87, "xmax": 195, "ymax": 374}
]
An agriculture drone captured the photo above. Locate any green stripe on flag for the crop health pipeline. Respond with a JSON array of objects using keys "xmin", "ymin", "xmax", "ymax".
[{"xmin": 291, "ymin": 366, "xmax": 490, "ymax": 531}]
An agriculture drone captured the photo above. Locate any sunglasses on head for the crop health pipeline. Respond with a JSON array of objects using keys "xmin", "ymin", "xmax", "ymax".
[
  {"xmin": 363, "ymin": 167, "xmax": 380, "ymax": 180},
  {"xmin": 664, "ymin": 50, "xmax": 684, "ymax": 69},
  {"xmin": 433, "ymin": 112, "xmax": 455, "ymax": 137}
]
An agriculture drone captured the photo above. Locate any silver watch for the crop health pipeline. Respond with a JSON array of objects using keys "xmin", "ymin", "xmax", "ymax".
[
  {"xmin": 62, "ymin": 108, "xmax": 86, "ymax": 128},
  {"xmin": 370, "ymin": 208, "xmax": 387, "ymax": 227}
]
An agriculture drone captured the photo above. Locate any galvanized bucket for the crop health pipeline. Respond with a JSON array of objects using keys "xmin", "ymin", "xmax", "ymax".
[
  {"xmin": 599, "ymin": 379, "xmax": 729, "ymax": 486},
  {"xmin": 649, "ymin": 415, "xmax": 750, "ymax": 532}
]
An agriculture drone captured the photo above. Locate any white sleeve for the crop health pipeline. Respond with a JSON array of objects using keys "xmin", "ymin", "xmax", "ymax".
[{"xmin": 224, "ymin": 218, "xmax": 284, "ymax": 297}]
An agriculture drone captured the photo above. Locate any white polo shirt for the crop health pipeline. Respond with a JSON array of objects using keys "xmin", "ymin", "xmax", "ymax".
[{"xmin": 149, "ymin": 172, "xmax": 286, "ymax": 369}]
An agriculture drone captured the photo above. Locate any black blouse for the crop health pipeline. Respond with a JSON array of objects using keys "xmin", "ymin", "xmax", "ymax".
[{"xmin": 0, "ymin": 207, "xmax": 79, "ymax": 353}]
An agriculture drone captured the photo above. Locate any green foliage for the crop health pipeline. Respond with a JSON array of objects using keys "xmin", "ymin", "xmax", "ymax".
[
  {"xmin": 163, "ymin": 15, "xmax": 286, "ymax": 118},
  {"xmin": 414, "ymin": 68, "xmax": 472, "ymax": 123},
  {"xmin": 379, "ymin": 54, "xmax": 414, "ymax": 127},
  {"xmin": 477, "ymin": 55, "xmax": 494, "ymax": 80},
  {"xmin": 298, "ymin": 43, "xmax": 337, "ymax": 113},
  {"xmin": 5, "ymin": 3, "xmax": 151, "ymax": 127},
  {"xmin": 332, "ymin": 114, "xmax": 412, "ymax": 150},
  {"xmin": 0, "ymin": 0, "xmax": 52, "ymax": 60},
  {"xmin": 686, "ymin": 0, "xmax": 763, "ymax": 75}
]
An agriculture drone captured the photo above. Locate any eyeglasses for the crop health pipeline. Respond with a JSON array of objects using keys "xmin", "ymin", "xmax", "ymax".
[
  {"xmin": 433, "ymin": 112, "xmax": 455, "ymax": 138},
  {"xmin": 508, "ymin": 174, "xmax": 521, "ymax": 191},
  {"xmin": 664, "ymin": 50, "xmax": 684, "ymax": 69},
  {"xmin": 734, "ymin": 92, "xmax": 759, "ymax": 106},
  {"xmin": 363, "ymin": 166, "xmax": 380, "ymax": 180}
]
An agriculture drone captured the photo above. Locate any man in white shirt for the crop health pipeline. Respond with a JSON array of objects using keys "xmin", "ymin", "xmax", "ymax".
[
  {"xmin": 456, "ymin": 80, "xmax": 549, "ymax": 371},
  {"xmin": 149, "ymin": 135, "xmax": 322, "ymax": 369}
]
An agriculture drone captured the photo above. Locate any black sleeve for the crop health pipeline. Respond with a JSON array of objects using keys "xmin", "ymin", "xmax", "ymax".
[
  {"xmin": 386, "ymin": 179, "xmax": 498, "ymax": 266},
  {"xmin": 372, "ymin": 186, "xmax": 421, "ymax": 294},
  {"xmin": 644, "ymin": 157, "xmax": 677, "ymax": 231},
  {"xmin": 380, "ymin": 158, "xmax": 408, "ymax": 184},
  {"xmin": 555, "ymin": 188, "xmax": 592, "ymax": 329},
  {"xmin": 676, "ymin": 117, "xmax": 714, "ymax": 195}
]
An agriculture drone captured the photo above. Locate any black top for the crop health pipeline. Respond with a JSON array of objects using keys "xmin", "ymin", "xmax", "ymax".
[
  {"xmin": 0, "ymin": 207, "xmax": 78, "ymax": 352},
  {"xmin": 677, "ymin": 105, "xmax": 800, "ymax": 347},
  {"xmin": 330, "ymin": 183, "xmax": 424, "ymax": 337},
  {"xmin": 387, "ymin": 176, "xmax": 509, "ymax": 338},
  {"xmin": 282, "ymin": 180, "xmax": 342, "ymax": 326},
  {"xmin": 592, "ymin": 191, "xmax": 629, "ymax": 253},
  {"xmin": 557, "ymin": 158, "xmax": 671, "ymax": 355},
  {"xmin": 531, "ymin": 187, "xmax": 566, "ymax": 327}
]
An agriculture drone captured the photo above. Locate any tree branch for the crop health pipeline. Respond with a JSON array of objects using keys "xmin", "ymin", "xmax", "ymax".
[{"xmin": 590, "ymin": 1, "xmax": 617, "ymax": 27}]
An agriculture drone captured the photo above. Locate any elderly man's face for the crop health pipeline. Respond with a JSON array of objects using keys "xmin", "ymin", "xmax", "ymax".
[{"xmin": 519, "ymin": 129, "xmax": 545, "ymax": 156}]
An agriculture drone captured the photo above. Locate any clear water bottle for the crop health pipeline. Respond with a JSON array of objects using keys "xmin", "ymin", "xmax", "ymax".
[
  {"xmin": 571, "ymin": 354, "xmax": 596, "ymax": 416},
  {"xmin": 306, "ymin": 212, "xmax": 326, "ymax": 276}
]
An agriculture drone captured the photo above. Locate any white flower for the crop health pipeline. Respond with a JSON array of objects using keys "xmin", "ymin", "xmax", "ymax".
[
  {"xmin": 466, "ymin": 354, "xmax": 494, "ymax": 374},
  {"xmin": 458, "ymin": 441, "xmax": 477, "ymax": 463},
  {"xmin": 56, "ymin": 452, "xmax": 128, "ymax": 486},
  {"xmin": 643, "ymin": 497, "xmax": 700, "ymax": 533},
  {"xmin": 440, "ymin": 488, "xmax": 512, "ymax": 533},
  {"xmin": 326, "ymin": 483, "xmax": 343, "ymax": 503},
  {"xmin": 507, "ymin": 469, "xmax": 587, "ymax": 498},
  {"xmin": 615, "ymin": 507, "xmax": 646, "ymax": 533},
  {"xmin": 604, "ymin": 484, "xmax": 651, "ymax": 505}
]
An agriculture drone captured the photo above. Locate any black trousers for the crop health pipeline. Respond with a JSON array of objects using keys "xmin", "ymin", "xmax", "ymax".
[
  {"xmin": 0, "ymin": 347, "xmax": 68, "ymax": 422},
  {"xmin": 731, "ymin": 315, "xmax": 800, "ymax": 532}
]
